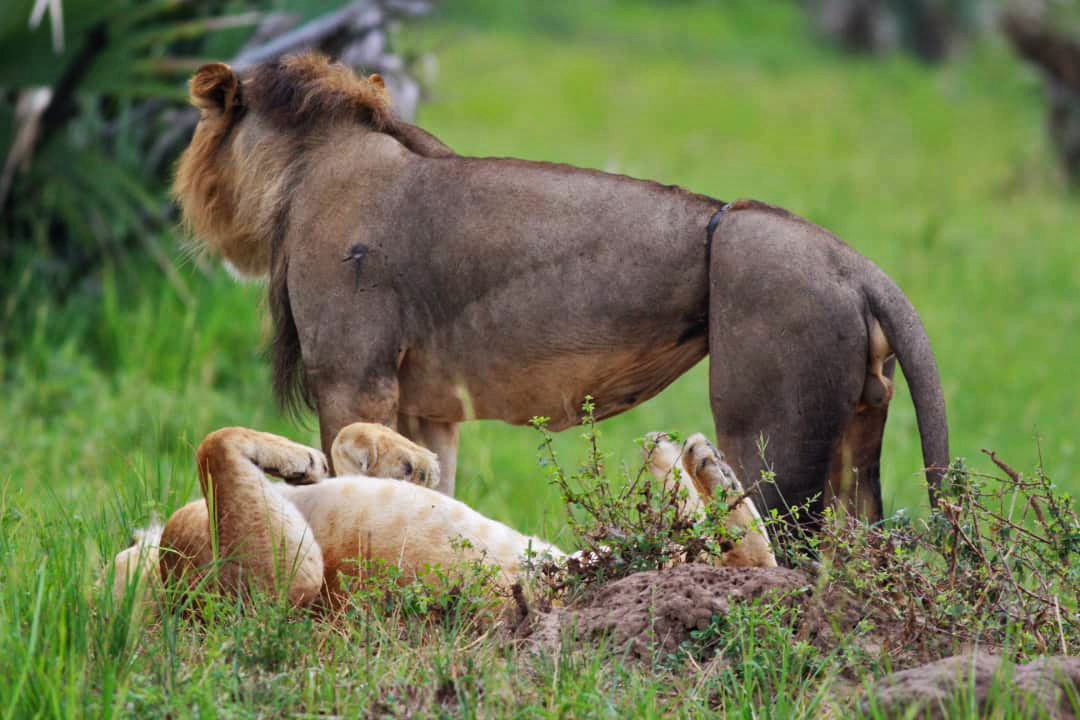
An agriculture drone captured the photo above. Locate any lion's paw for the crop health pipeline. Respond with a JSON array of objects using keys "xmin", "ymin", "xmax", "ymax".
[
  {"xmin": 642, "ymin": 431, "xmax": 684, "ymax": 477},
  {"xmin": 332, "ymin": 422, "xmax": 441, "ymax": 488},
  {"xmin": 256, "ymin": 437, "xmax": 328, "ymax": 485},
  {"xmin": 683, "ymin": 433, "xmax": 742, "ymax": 497}
]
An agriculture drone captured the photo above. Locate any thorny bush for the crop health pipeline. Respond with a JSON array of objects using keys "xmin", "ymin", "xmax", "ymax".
[
  {"xmin": 530, "ymin": 399, "xmax": 1078, "ymax": 666},
  {"xmin": 805, "ymin": 447, "xmax": 1080, "ymax": 664},
  {"xmin": 528, "ymin": 397, "xmax": 791, "ymax": 598}
]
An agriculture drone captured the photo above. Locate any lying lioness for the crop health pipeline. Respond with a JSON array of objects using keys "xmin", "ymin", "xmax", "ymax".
[{"xmin": 112, "ymin": 424, "xmax": 776, "ymax": 611}]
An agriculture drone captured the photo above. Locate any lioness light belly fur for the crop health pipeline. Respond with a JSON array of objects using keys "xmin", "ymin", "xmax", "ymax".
[{"xmin": 276, "ymin": 476, "xmax": 562, "ymax": 583}]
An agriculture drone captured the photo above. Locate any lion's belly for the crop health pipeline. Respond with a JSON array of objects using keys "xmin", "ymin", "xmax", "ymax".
[{"xmin": 397, "ymin": 332, "xmax": 708, "ymax": 429}]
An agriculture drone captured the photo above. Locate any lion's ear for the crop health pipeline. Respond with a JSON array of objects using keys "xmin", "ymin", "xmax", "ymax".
[
  {"xmin": 369, "ymin": 72, "xmax": 395, "ymax": 102},
  {"xmin": 190, "ymin": 62, "xmax": 241, "ymax": 114}
]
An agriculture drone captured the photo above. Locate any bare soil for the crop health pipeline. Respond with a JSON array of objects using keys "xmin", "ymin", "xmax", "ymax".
[{"xmin": 516, "ymin": 564, "xmax": 811, "ymax": 660}]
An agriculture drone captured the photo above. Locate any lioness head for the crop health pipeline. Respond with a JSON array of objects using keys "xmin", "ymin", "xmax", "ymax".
[{"xmin": 172, "ymin": 53, "xmax": 394, "ymax": 278}]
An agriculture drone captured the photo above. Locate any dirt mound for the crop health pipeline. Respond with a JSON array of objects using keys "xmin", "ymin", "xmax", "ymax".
[
  {"xmin": 862, "ymin": 653, "xmax": 1080, "ymax": 719},
  {"xmin": 520, "ymin": 564, "xmax": 810, "ymax": 660}
]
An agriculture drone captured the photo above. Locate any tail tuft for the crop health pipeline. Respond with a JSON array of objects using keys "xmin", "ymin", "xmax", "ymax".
[
  {"xmin": 131, "ymin": 521, "xmax": 164, "ymax": 549},
  {"xmin": 111, "ymin": 521, "xmax": 164, "ymax": 609}
]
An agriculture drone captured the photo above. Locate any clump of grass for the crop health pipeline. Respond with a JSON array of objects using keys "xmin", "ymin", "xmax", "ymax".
[
  {"xmin": 801, "ymin": 447, "xmax": 1080, "ymax": 670},
  {"xmin": 680, "ymin": 603, "xmax": 837, "ymax": 717}
]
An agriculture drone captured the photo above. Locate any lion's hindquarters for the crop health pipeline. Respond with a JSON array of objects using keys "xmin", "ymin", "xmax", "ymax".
[{"xmin": 708, "ymin": 207, "xmax": 871, "ymax": 524}]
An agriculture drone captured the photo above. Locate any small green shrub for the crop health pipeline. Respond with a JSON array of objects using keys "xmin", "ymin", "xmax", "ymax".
[
  {"xmin": 805, "ymin": 448, "xmax": 1080, "ymax": 668},
  {"xmin": 530, "ymin": 397, "xmax": 798, "ymax": 598},
  {"xmin": 532, "ymin": 398, "xmax": 712, "ymax": 591}
]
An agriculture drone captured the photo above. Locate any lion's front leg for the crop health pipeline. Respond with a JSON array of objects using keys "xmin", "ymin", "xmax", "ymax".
[
  {"xmin": 195, "ymin": 428, "xmax": 327, "ymax": 606},
  {"xmin": 397, "ymin": 415, "xmax": 459, "ymax": 495}
]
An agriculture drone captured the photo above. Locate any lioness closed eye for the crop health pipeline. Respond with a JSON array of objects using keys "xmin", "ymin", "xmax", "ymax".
[{"xmin": 111, "ymin": 424, "xmax": 776, "ymax": 611}]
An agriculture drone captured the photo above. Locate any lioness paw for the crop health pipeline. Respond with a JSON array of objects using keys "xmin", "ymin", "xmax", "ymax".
[
  {"xmin": 332, "ymin": 422, "xmax": 441, "ymax": 488},
  {"xmin": 390, "ymin": 449, "xmax": 439, "ymax": 488},
  {"xmin": 642, "ymin": 431, "xmax": 684, "ymax": 477},
  {"xmin": 255, "ymin": 437, "xmax": 328, "ymax": 485},
  {"xmin": 683, "ymin": 433, "xmax": 742, "ymax": 497},
  {"xmin": 286, "ymin": 448, "xmax": 329, "ymax": 485}
]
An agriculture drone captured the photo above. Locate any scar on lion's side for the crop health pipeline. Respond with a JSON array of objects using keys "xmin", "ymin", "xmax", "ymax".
[{"xmin": 110, "ymin": 424, "xmax": 776, "ymax": 614}]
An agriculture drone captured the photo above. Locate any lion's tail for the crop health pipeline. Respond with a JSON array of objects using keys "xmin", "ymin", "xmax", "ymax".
[{"xmin": 864, "ymin": 268, "xmax": 949, "ymax": 507}]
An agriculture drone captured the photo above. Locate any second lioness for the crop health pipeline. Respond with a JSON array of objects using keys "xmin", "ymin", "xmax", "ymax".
[
  {"xmin": 112, "ymin": 424, "xmax": 775, "ymax": 609},
  {"xmin": 173, "ymin": 54, "xmax": 949, "ymax": 524}
]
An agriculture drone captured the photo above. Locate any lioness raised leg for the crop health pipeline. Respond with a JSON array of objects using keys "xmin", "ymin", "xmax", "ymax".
[
  {"xmin": 679, "ymin": 434, "xmax": 777, "ymax": 568},
  {"xmin": 643, "ymin": 432, "xmax": 778, "ymax": 568},
  {"xmin": 151, "ymin": 424, "xmax": 562, "ymax": 609},
  {"xmin": 194, "ymin": 427, "xmax": 329, "ymax": 606}
]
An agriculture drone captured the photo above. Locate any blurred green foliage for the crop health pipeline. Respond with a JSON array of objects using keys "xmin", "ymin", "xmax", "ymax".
[
  {"xmin": 808, "ymin": 0, "xmax": 986, "ymax": 61},
  {"xmin": 0, "ymin": 0, "xmax": 368, "ymax": 329},
  {"xmin": 0, "ymin": 1, "xmax": 262, "ymax": 319}
]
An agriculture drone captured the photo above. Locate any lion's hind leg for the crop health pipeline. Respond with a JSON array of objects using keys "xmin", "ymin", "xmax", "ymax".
[
  {"xmin": 681, "ymin": 434, "xmax": 778, "ymax": 568},
  {"xmin": 158, "ymin": 500, "xmax": 213, "ymax": 606},
  {"xmin": 195, "ymin": 428, "xmax": 327, "ymax": 607}
]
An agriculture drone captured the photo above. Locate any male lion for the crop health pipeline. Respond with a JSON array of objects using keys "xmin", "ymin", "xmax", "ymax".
[
  {"xmin": 111, "ymin": 424, "xmax": 776, "ymax": 610},
  {"xmin": 173, "ymin": 54, "xmax": 948, "ymax": 525}
]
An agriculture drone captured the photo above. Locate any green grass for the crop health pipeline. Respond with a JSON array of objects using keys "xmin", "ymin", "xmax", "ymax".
[{"xmin": 1, "ymin": 0, "xmax": 1078, "ymax": 715}]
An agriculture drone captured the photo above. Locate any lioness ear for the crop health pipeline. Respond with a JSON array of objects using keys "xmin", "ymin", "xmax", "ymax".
[{"xmin": 190, "ymin": 62, "xmax": 242, "ymax": 114}]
